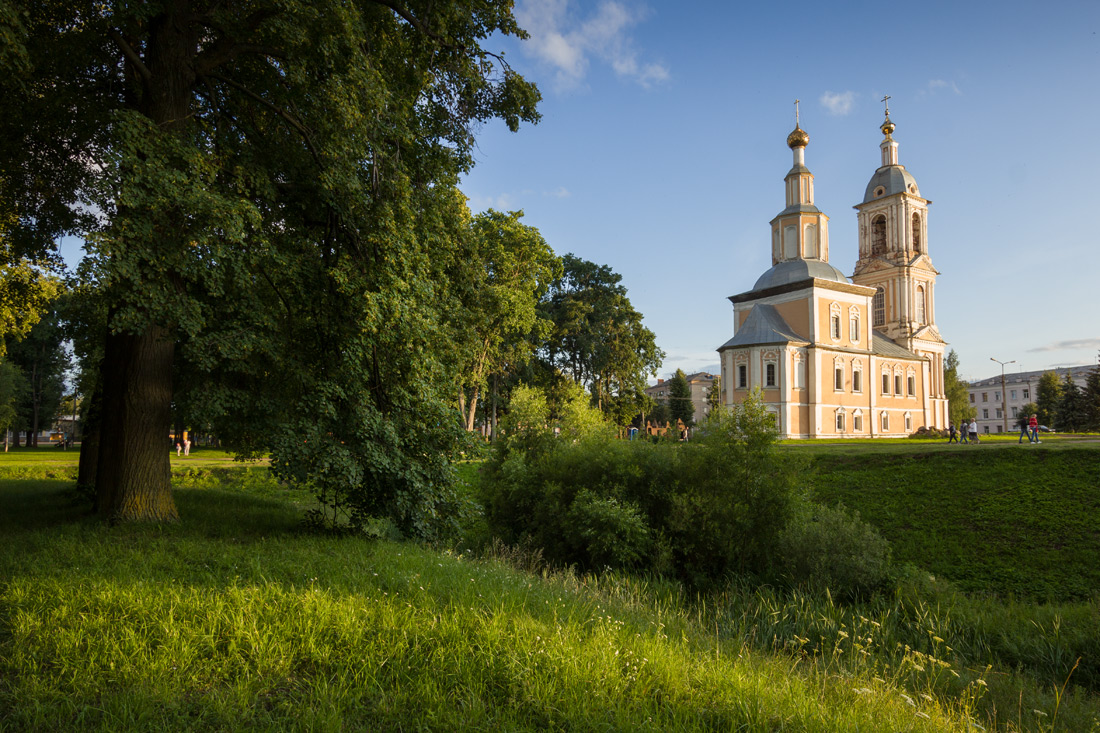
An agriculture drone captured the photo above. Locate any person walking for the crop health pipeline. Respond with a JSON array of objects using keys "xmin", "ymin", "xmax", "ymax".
[
  {"xmin": 1029, "ymin": 413, "xmax": 1040, "ymax": 444},
  {"xmin": 968, "ymin": 419, "xmax": 979, "ymax": 444},
  {"xmin": 948, "ymin": 423, "xmax": 958, "ymax": 443},
  {"xmin": 959, "ymin": 419, "xmax": 969, "ymax": 444},
  {"xmin": 1018, "ymin": 416, "xmax": 1032, "ymax": 444}
]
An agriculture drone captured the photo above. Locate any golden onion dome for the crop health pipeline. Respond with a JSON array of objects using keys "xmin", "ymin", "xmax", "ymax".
[
  {"xmin": 881, "ymin": 116, "xmax": 895, "ymax": 138},
  {"xmin": 786, "ymin": 124, "xmax": 809, "ymax": 149}
]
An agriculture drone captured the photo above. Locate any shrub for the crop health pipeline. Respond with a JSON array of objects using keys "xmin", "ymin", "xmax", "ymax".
[
  {"xmin": 565, "ymin": 489, "xmax": 652, "ymax": 569},
  {"xmin": 779, "ymin": 502, "xmax": 892, "ymax": 599}
]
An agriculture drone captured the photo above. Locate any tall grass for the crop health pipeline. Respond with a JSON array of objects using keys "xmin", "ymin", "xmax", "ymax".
[{"xmin": 0, "ymin": 476, "xmax": 1009, "ymax": 731}]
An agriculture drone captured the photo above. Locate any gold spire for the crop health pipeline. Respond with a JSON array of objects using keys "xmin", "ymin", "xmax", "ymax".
[
  {"xmin": 880, "ymin": 94, "xmax": 895, "ymax": 139},
  {"xmin": 787, "ymin": 99, "xmax": 809, "ymax": 148}
]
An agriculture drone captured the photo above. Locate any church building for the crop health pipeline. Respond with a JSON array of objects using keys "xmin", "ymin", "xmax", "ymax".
[{"xmin": 718, "ymin": 107, "xmax": 948, "ymax": 438}]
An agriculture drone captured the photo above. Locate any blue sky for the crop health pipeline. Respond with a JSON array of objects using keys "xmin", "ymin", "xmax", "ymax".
[{"xmin": 459, "ymin": 0, "xmax": 1100, "ymax": 383}]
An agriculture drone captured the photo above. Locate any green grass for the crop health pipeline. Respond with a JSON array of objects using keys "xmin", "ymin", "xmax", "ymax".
[
  {"xmin": 4, "ymin": 474, "xmax": 1082, "ymax": 732},
  {"xmin": 3, "ymin": 445, "xmax": 1099, "ymax": 730},
  {"xmin": 806, "ymin": 447, "xmax": 1100, "ymax": 601}
]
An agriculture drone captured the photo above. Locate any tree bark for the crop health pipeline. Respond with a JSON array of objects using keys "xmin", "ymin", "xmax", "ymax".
[{"xmin": 95, "ymin": 325, "xmax": 178, "ymax": 522}]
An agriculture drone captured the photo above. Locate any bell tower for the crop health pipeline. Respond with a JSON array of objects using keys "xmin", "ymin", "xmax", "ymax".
[{"xmin": 851, "ymin": 98, "xmax": 947, "ymax": 420}]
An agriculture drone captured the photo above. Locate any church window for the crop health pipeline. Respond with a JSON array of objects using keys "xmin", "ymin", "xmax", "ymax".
[
  {"xmin": 912, "ymin": 213, "xmax": 922, "ymax": 253},
  {"xmin": 908, "ymin": 375, "xmax": 916, "ymax": 395},
  {"xmin": 783, "ymin": 225, "xmax": 797, "ymax": 259},
  {"xmin": 895, "ymin": 374, "xmax": 903, "ymax": 395},
  {"xmin": 916, "ymin": 286, "xmax": 926, "ymax": 324},
  {"xmin": 853, "ymin": 411, "xmax": 863, "ymax": 432},
  {"xmin": 873, "ymin": 288, "xmax": 885, "ymax": 326},
  {"xmin": 805, "ymin": 224, "xmax": 818, "ymax": 258},
  {"xmin": 765, "ymin": 363, "xmax": 776, "ymax": 387},
  {"xmin": 831, "ymin": 315, "xmax": 841, "ymax": 340},
  {"xmin": 905, "ymin": 412, "xmax": 912, "ymax": 431},
  {"xmin": 852, "ymin": 367, "xmax": 862, "ymax": 393},
  {"xmin": 849, "ymin": 308, "xmax": 860, "ymax": 342},
  {"xmin": 882, "ymin": 373, "xmax": 890, "ymax": 395},
  {"xmin": 793, "ymin": 356, "xmax": 806, "ymax": 389},
  {"xmin": 836, "ymin": 409, "xmax": 846, "ymax": 432},
  {"xmin": 881, "ymin": 412, "xmax": 890, "ymax": 431},
  {"xmin": 737, "ymin": 364, "xmax": 747, "ymax": 389},
  {"xmin": 835, "ymin": 367, "xmax": 844, "ymax": 391},
  {"xmin": 871, "ymin": 215, "xmax": 887, "ymax": 255}
]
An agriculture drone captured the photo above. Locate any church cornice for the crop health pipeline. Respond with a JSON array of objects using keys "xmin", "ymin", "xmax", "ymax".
[{"xmin": 730, "ymin": 277, "xmax": 876, "ymax": 303}]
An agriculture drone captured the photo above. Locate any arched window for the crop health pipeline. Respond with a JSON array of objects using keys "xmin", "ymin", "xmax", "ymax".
[
  {"xmin": 873, "ymin": 287, "xmax": 885, "ymax": 326},
  {"xmin": 912, "ymin": 213, "xmax": 922, "ymax": 254},
  {"xmin": 871, "ymin": 215, "xmax": 887, "ymax": 255},
  {"xmin": 916, "ymin": 285, "xmax": 926, "ymax": 324},
  {"xmin": 805, "ymin": 224, "xmax": 818, "ymax": 258}
]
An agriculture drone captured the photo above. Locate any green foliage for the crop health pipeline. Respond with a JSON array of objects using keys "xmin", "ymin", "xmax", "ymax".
[
  {"xmin": 455, "ymin": 209, "xmax": 561, "ymax": 431},
  {"xmin": 779, "ymin": 502, "xmax": 892, "ymax": 599},
  {"xmin": 944, "ymin": 350, "xmax": 975, "ymax": 426},
  {"xmin": 1086, "ymin": 360, "xmax": 1100, "ymax": 431},
  {"xmin": 0, "ymin": 358, "xmax": 25, "ymax": 443},
  {"xmin": 706, "ymin": 374, "xmax": 722, "ymax": 413},
  {"xmin": 1057, "ymin": 374, "xmax": 1088, "ymax": 432},
  {"xmin": 667, "ymin": 368, "xmax": 694, "ymax": 426},
  {"xmin": 536, "ymin": 254, "xmax": 663, "ymax": 426},
  {"xmin": 1036, "ymin": 371, "xmax": 1063, "ymax": 428},
  {"xmin": 482, "ymin": 391, "xmax": 806, "ymax": 587}
]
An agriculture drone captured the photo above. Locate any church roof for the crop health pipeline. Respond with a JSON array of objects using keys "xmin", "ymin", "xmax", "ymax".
[
  {"xmin": 752, "ymin": 258, "xmax": 849, "ymax": 291},
  {"xmin": 871, "ymin": 330, "xmax": 921, "ymax": 360},
  {"xmin": 862, "ymin": 165, "xmax": 919, "ymax": 203},
  {"xmin": 719, "ymin": 304, "xmax": 806, "ymax": 350}
]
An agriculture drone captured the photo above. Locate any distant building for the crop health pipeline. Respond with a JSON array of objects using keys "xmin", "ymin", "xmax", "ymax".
[
  {"xmin": 717, "ymin": 108, "xmax": 947, "ymax": 438},
  {"xmin": 967, "ymin": 366, "xmax": 1092, "ymax": 434},
  {"xmin": 645, "ymin": 372, "xmax": 717, "ymax": 425}
]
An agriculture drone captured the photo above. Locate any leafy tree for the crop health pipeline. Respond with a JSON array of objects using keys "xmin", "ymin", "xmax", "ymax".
[
  {"xmin": 7, "ymin": 308, "xmax": 69, "ymax": 447},
  {"xmin": 2, "ymin": 1, "xmax": 540, "ymax": 528},
  {"xmin": 0, "ymin": 360, "xmax": 25, "ymax": 450},
  {"xmin": 1057, "ymin": 375, "xmax": 1087, "ymax": 433},
  {"xmin": 706, "ymin": 375, "xmax": 722, "ymax": 414},
  {"xmin": 538, "ymin": 254, "xmax": 663, "ymax": 425},
  {"xmin": 1085, "ymin": 357, "xmax": 1100, "ymax": 432},
  {"xmin": 943, "ymin": 350, "xmax": 974, "ymax": 427},
  {"xmin": 1035, "ymin": 371, "xmax": 1062, "ymax": 428},
  {"xmin": 455, "ymin": 209, "xmax": 560, "ymax": 433},
  {"xmin": 667, "ymin": 369, "xmax": 694, "ymax": 427}
]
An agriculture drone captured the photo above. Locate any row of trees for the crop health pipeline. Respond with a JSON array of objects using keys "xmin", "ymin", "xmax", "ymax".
[{"xmin": 1032, "ymin": 363, "xmax": 1100, "ymax": 432}]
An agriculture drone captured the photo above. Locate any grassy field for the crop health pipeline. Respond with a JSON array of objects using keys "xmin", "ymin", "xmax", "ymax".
[
  {"xmin": 805, "ymin": 446, "xmax": 1100, "ymax": 601},
  {"xmin": 1, "ymin": 444, "xmax": 1098, "ymax": 730}
]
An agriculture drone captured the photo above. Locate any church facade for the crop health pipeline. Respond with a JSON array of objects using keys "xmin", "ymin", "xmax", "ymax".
[{"xmin": 718, "ymin": 110, "xmax": 948, "ymax": 438}]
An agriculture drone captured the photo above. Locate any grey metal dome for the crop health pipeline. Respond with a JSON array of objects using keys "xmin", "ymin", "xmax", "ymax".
[
  {"xmin": 752, "ymin": 259, "xmax": 849, "ymax": 291},
  {"xmin": 863, "ymin": 165, "xmax": 919, "ymax": 203}
]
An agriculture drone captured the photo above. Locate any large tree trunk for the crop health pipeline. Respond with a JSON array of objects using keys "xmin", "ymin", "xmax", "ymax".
[{"xmin": 95, "ymin": 326, "xmax": 178, "ymax": 522}]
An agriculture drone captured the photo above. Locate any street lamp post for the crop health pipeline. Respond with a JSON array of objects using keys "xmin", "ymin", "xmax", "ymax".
[{"xmin": 991, "ymin": 357, "xmax": 1015, "ymax": 434}]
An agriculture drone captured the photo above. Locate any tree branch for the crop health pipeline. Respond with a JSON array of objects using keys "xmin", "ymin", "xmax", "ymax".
[
  {"xmin": 204, "ymin": 73, "xmax": 322, "ymax": 168},
  {"xmin": 109, "ymin": 29, "xmax": 152, "ymax": 83}
]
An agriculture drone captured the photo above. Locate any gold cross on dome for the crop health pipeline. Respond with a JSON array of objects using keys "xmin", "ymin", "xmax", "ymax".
[
  {"xmin": 794, "ymin": 99, "xmax": 800, "ymax": 126},
  {"xmin": 881, "ymin": 94, "xmax": 891, "ymax": 116}
]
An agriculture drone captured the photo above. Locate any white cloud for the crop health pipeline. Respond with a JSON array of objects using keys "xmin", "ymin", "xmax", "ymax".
[
  {"xmin": 820, "ymin": 90, "xmax": 855, "ymax": 116},
  {"xmin": 515, "ymin": 0, "xmax": 669, "ymax": 91},
  {"xmin": 1028, "ymin": 338, "xmax": 1100, "ymax": 353},
  {"xmin": 467, "ymin": 193, "xmax": 516, "ymax": 212},
  {"xmin": 545, "ymin": 186, "xmax": 572, "ymax": 198},
  {"xmin": 926, "ymin": 79, "xmax": 962, "ymax": 95}
]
